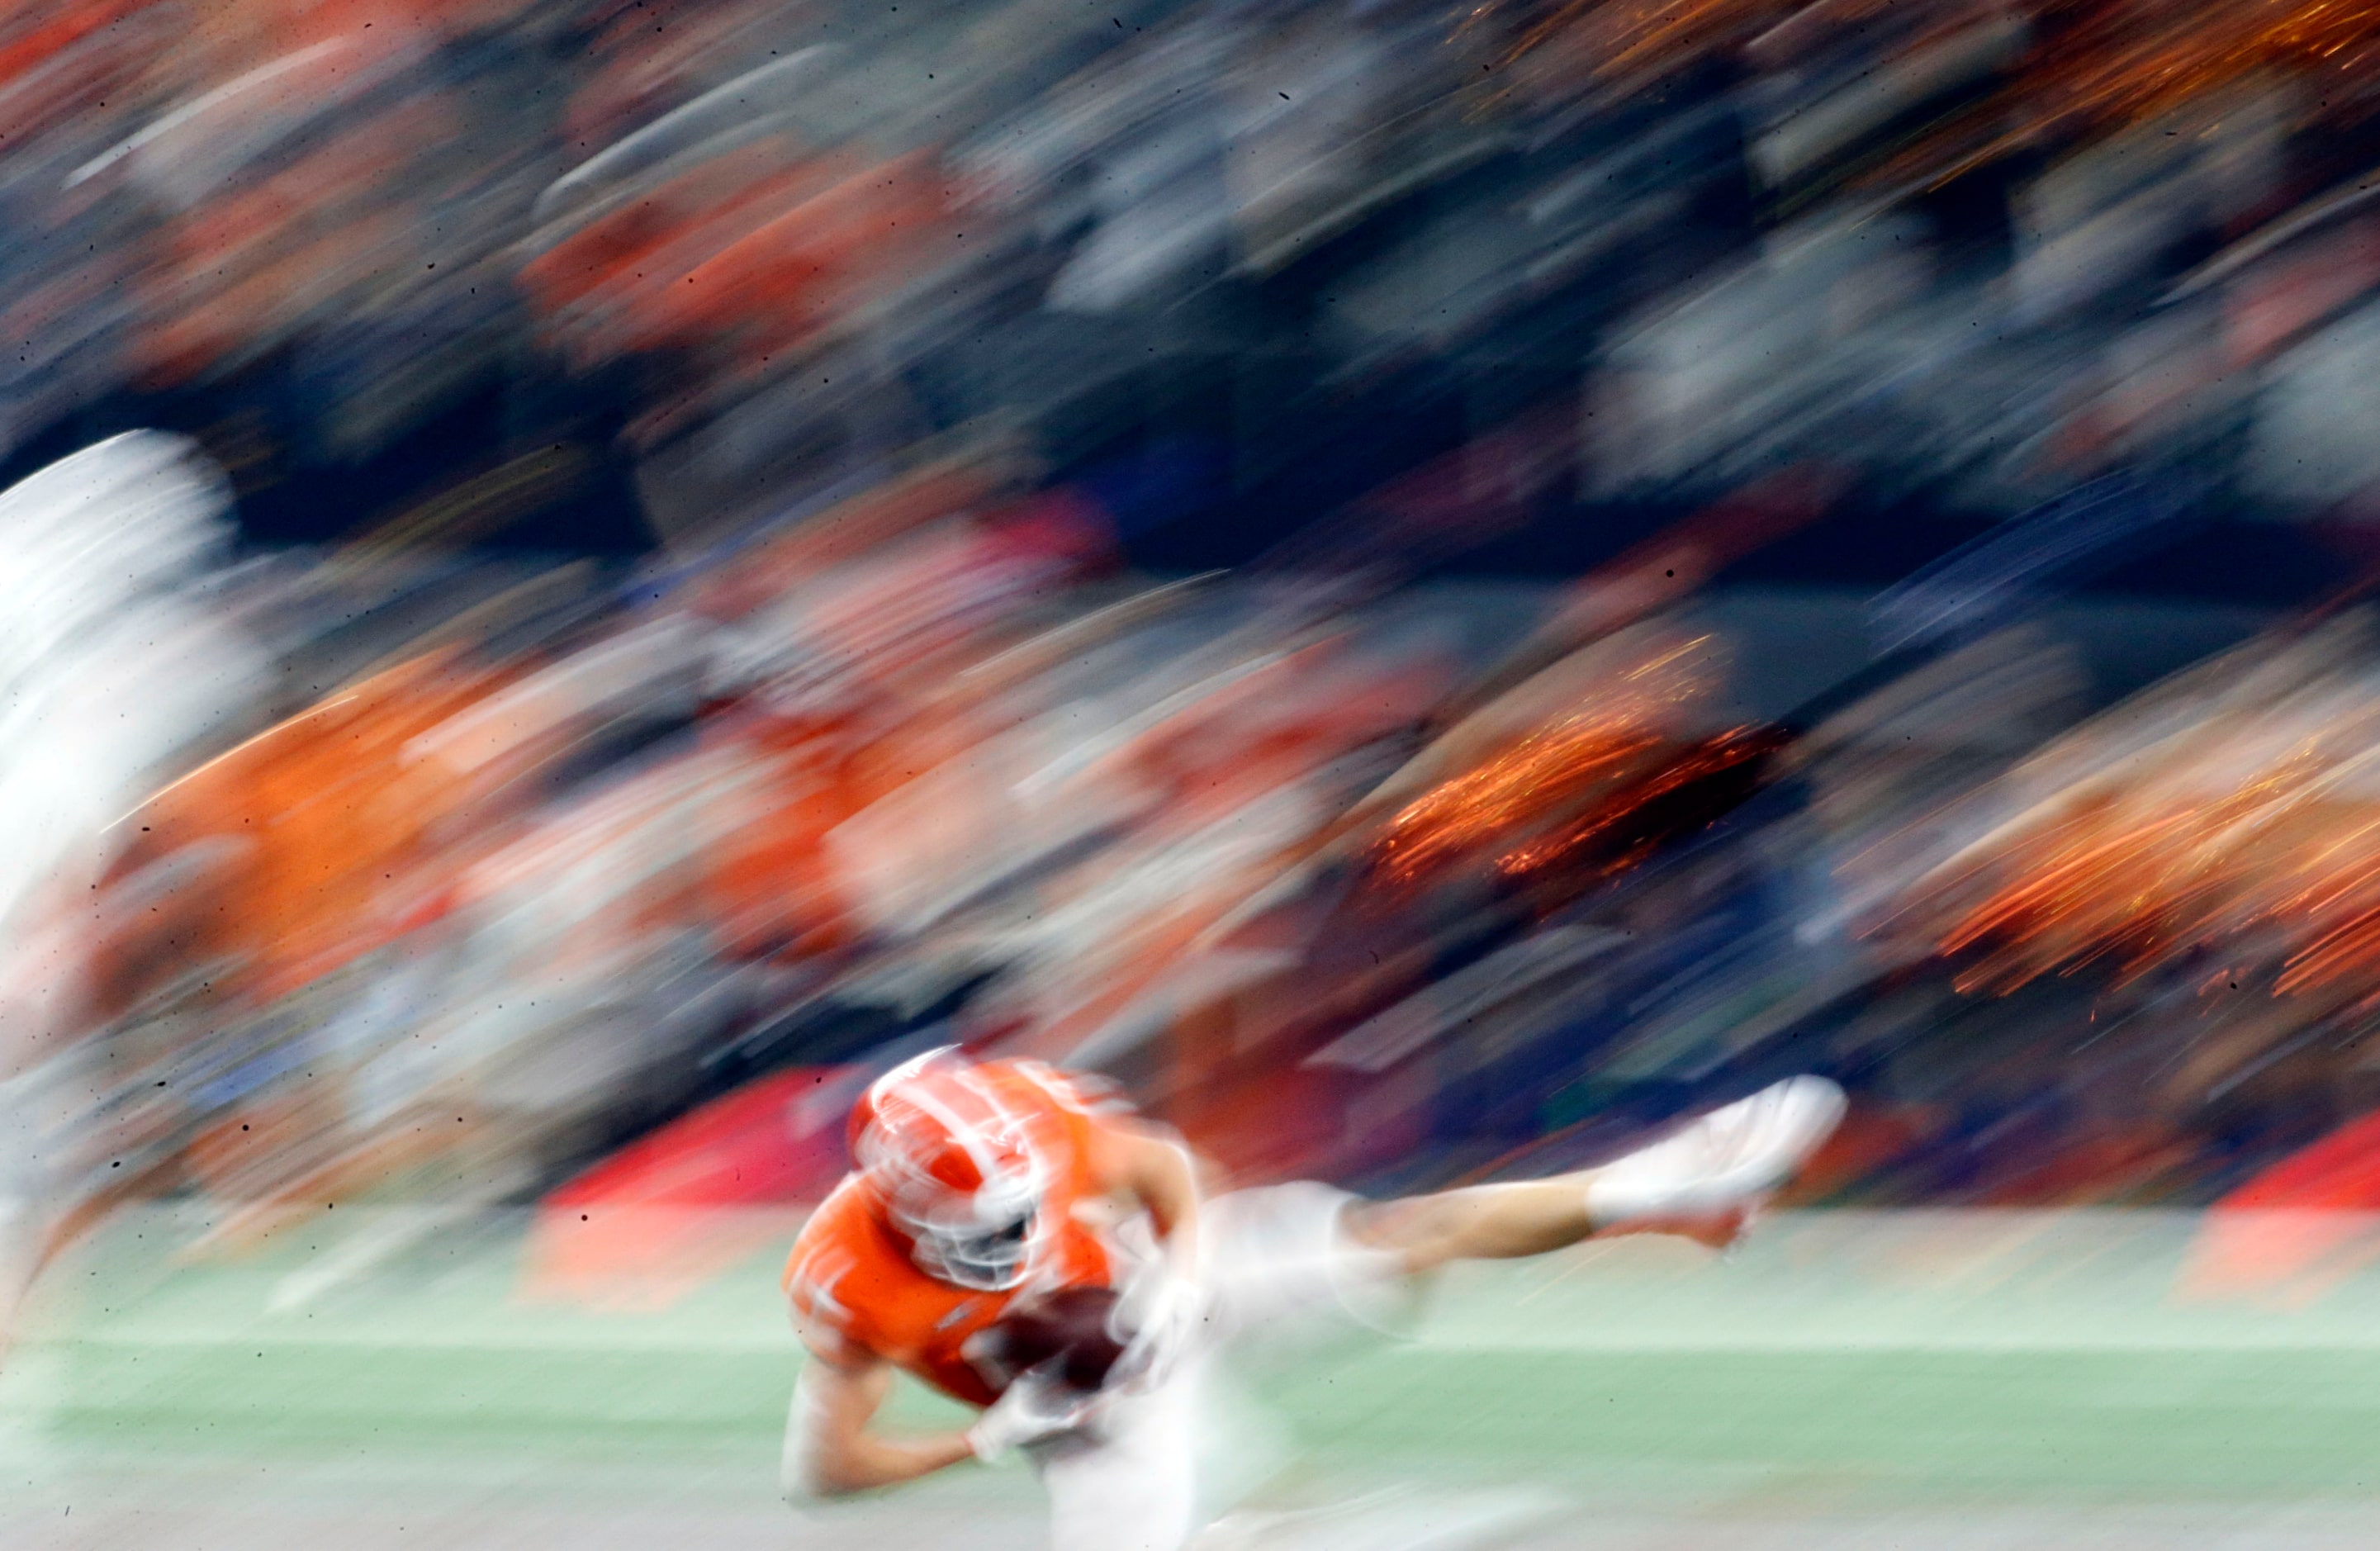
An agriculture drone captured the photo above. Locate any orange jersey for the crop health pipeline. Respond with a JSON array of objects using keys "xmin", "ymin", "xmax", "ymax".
[{"xmin": 780, "ymin": 1060, "xmax": 1126, "ymax": 1408}]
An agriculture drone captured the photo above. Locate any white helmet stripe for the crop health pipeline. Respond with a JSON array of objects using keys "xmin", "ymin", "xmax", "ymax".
[
  {"xmin": 951, "ymin": 1063, "xmax": 1042, "ymax": 1139},
  {"xmin": 887, "ymin": 1074, "xmax": 1007, "ymax": 1186}
]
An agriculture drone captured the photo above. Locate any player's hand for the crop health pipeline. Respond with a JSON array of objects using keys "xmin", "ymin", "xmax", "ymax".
[
  {"xmin": 1106, "ymin": 1266, "xmax": 1207, "ymax": 1397},
  {"xmin": 965, "ymin": 1365, "xmax": 1095, "ymax": 1463}
]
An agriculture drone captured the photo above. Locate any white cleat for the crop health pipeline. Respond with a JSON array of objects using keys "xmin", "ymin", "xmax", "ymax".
[{"xmin": 1582, "ymin": 1075, "xmax": 1848, "ymax": 1241}]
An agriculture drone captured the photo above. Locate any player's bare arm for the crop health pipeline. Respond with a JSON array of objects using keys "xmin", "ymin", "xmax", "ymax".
[
  {"xmin": 789, "ymin": 1316, "xmax": 1115, "ymax": 1499},
  {"xmin": 1082, "ymin": 1115, "xmax": 1202, "ymax": 1275},
  {"xmin": 785, "ymin": 1341, "xmax": 979, "ymax": 1499}
]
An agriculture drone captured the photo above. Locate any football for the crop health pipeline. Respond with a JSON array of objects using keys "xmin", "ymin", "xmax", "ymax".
[{"xmin": 984, "ymin": 1285, "xmax": 1129, "ymax": 1393}]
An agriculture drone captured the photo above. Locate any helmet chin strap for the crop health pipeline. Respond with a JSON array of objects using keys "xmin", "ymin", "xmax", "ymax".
[
  {"xmin": 899, "ymin": 1196, "xmax": 1045, "ymax": 1291},
  {"xmin": 914, "ymin": 1231, "xmax": 1032, "ymax": 1291}
]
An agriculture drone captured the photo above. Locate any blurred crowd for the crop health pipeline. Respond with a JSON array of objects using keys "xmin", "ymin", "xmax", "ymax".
[{"xmin": 10, "ymin": 0, "xmax": 2380, "ymax": 1307}]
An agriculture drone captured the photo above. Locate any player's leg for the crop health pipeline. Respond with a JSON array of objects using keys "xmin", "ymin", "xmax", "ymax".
[
  {"xmin": 1342, "ymin": 1075, "xmax": 1847, "ymax": 1276},
  {"xmin": 1341, "ymin": 1174, "xmax": 1609, "ymax": 1272},
  {"xmin": 1035, "ymin": 1359, "xmax": 1205, "ymax": 1551},
  {"xmin": 779, "ymin": 1364, "xmax": 845, "ymax": 1506},
  {"xmin": 1103, "ymin": 1074, "xmax": 1845, "ymax": 1551}
]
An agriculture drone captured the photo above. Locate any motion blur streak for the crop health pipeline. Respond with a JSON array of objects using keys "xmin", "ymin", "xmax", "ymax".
[
  {"xmin": 1368, "ymin": 630, "xmax": 1715, "ymax": 888},
  {"xmin": 1871, "ymin": 614, "xmax": 2380, "ymax": 1004}
]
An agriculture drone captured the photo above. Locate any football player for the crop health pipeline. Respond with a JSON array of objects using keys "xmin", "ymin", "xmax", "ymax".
[{"xmin": 780, "ymin": 1046, "xmax": 1844, "ymax": 1551}]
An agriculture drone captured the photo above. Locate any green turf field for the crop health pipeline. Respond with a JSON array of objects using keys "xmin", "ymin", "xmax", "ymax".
[{"xmin": 8, "ymin": 1206, "xmax": 2380, "ymax": 1547}]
